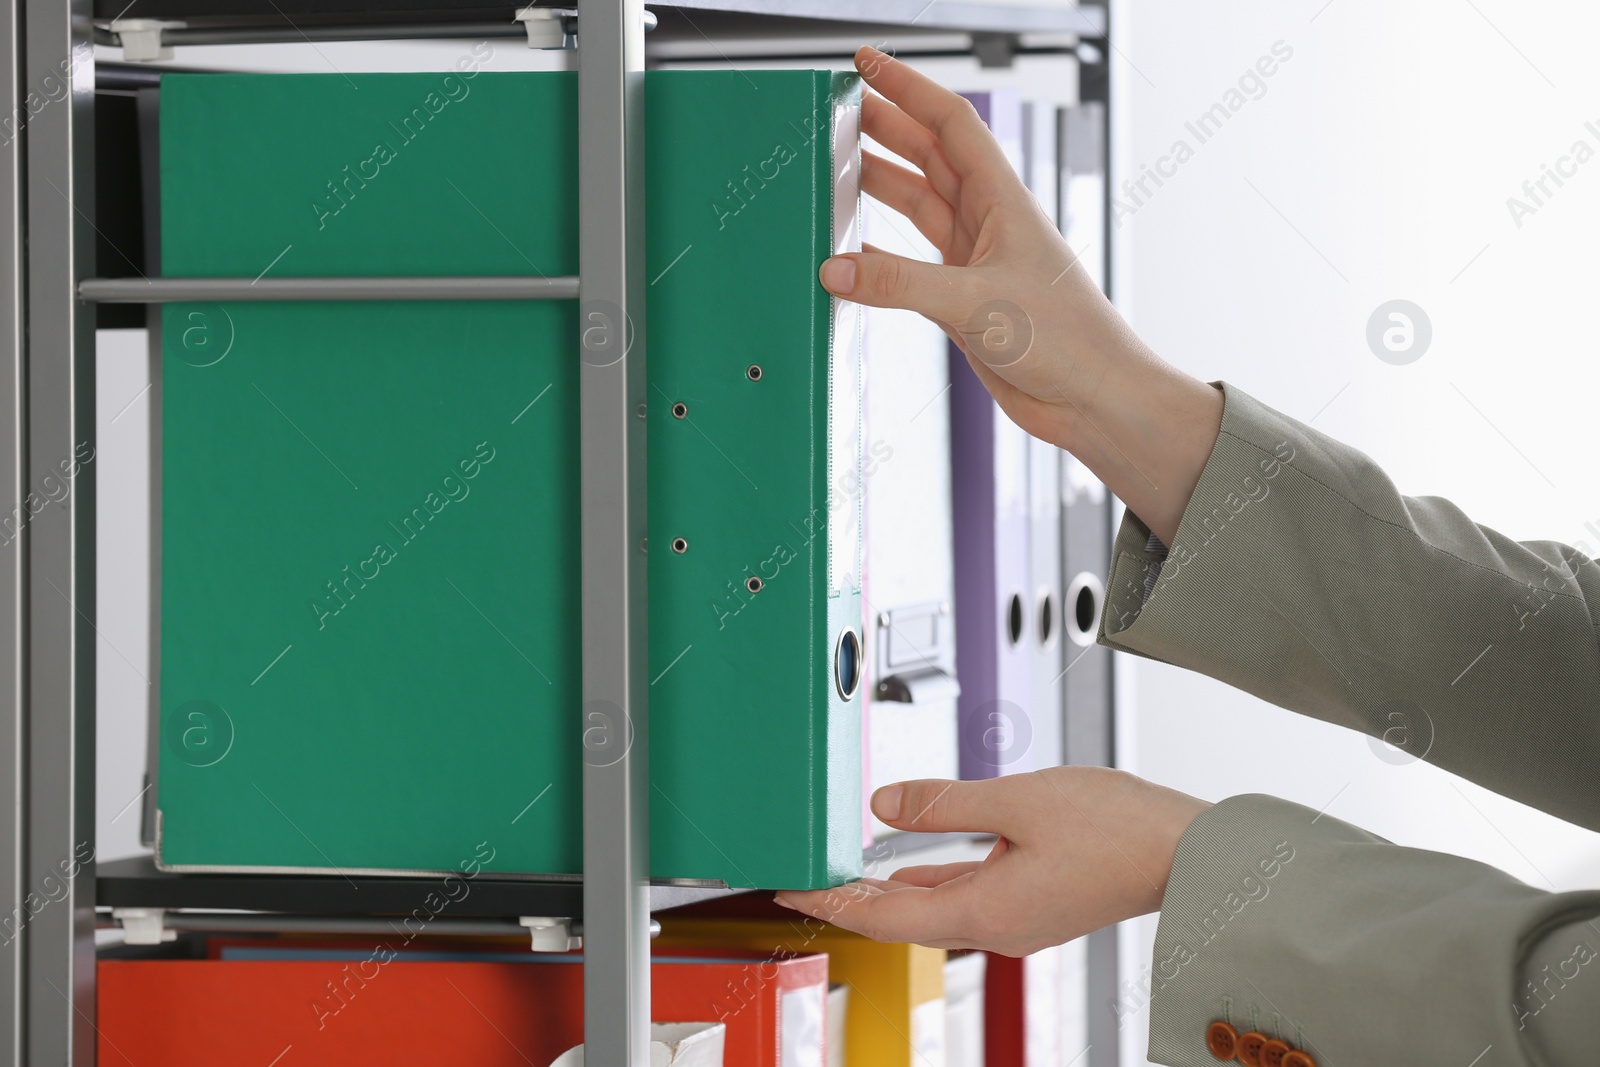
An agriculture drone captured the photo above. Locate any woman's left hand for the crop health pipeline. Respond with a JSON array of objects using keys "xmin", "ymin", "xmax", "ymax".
[{"xmin": 773, "ymin": 766, "xmax": 1210, "ymax": 956}]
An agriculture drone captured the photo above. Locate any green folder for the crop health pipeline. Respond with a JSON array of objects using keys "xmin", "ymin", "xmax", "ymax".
[{"xmin": 154, "ymin": 69, "xmax": 863, "ymax": 890}]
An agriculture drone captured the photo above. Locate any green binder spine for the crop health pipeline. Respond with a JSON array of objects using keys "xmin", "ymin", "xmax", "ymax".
[{"xmin": 154, "ymin": 69, "xmax": 862, "ymax": 890}]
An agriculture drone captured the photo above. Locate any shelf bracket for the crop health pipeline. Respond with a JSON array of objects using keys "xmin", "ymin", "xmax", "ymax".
[
  {"xmin": 514, "ymin": 7, "xmax": 577, "ymax": 50},
  {"xmin": 972, "ymin": 32, "xmax": 1020, "ymax": 69},
  {"xmin": 520, "ymin": 915, "xmax": 582, "ymax": 952},
  {"xmin": 112, "ymin": 907, "xmax": 178, "ymax": 945},
  {"xmin": 109, "ymin": 18, "xmax": 185, "ymax": 62}
]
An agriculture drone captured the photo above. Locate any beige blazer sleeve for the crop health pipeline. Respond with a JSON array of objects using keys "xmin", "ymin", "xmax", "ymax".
[{"xmin": 1097, "ymin": 382, "xmax": 1600, "ymax": 1066}]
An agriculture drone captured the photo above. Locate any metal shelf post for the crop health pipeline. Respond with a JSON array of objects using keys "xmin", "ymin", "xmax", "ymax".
[
  {"xmin": 577, "ymin": 1, "xmax": 652, "ymax": 1065},
  {"xmin": 0, "ymin": 0, "xmax": 24, "ymax": 1061},
  {"xmin": 23, "ymin": 0, "xmax": 97, "ymax": 1063}
]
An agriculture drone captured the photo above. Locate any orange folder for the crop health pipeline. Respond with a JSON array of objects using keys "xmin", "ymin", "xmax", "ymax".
[{"xmin": 98, "ymin": 940, "xmax": 828, "ymax": 1067}]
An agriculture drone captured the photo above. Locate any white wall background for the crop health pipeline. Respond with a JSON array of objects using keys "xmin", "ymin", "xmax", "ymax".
[{"xmin": 1113, "ymin": 1, "xmax": 1600, "ymax": 1063}]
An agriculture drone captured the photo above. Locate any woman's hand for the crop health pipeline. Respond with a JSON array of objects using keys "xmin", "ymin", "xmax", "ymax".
[
  {"xmin": 773, "ymin": 767, "xmax": 1210, "ymax": 956},
  {"xmin": 832, "ymin": 45, "xmax": 1223, "ymax": 546},
  {"xmin": 833, "ymin": 46, "xmax": 1122, "ymax": 442}
]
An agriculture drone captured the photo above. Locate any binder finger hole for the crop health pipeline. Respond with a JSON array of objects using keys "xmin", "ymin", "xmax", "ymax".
[
  {"xmin": 746, "ymin": 363, "xmax": 763, "ymax": 381},
  {"xmin": 1073, "ymin": 587, "xmax": 1095, "ymax": 634},
  {"xmin": 671, "ymin": 402, "xmax": 688, "ymax": 419},
  {"xmin": 745, "ymin": 575, "xmax": 764, "ymax": 594},
  {"xmin": 834, "ymin": 627, "xmax": 861, "ymax": 700},
  {"xmin": 1065, "ymin": 571, "xmax": 1105, "ymax": 646},
  {"xmin": 671, "ymin": 537, "xmax": 689, "ymax": 554},
  {"xmin": 1037, "ymin": 589, "xmax": 1055, "ymax": 647},
  {"xmin": 1006, "ymin": 591, "xmax": 1024, "ymax": 647}
]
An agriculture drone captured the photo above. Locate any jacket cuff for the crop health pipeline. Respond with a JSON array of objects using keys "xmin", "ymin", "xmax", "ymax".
[
  {"xmin": 1140, "ymin": 793, "xmax": 1366, "ymax": 1064},
  {"xmin": 1140, "ymin": 793, "xmax": 1596, "ymax": 1066},
  {"xmin": 1095, "ymin": 381, "xmax": 1297, "ymax": 662}
]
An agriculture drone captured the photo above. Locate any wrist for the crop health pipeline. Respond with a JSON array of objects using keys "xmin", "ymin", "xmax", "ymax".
[
  {"xmin": 1040, "ymin": 323, "xmax": 1183, "ymax": 451},
  {"xmin": 1087, "ymin": 768, "xmax": 1213, "ymax": 920},
  {"xmin": 1147, "ymin": 792, "xmax": 1214, "ymax": 911},
  {"xmin": 1046, "ymin": 343, "xmax": 1223, "ymax": 546}
]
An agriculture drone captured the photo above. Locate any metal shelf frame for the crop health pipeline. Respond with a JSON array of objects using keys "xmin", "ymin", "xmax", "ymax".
[
  {"xmin": 0, "ymin": 2, "xmax": 1114, "ymax": 1064},
  {"xmin": 93, "ymin": 855, "xmax": 735, "ymax": 922},
  {"xmin": 82, "ymin": 1, "xmax": 1106, "ymax": 42}
]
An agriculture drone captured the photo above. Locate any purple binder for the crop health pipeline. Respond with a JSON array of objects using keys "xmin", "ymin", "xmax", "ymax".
[
  {"xmin": 949, "ymin": 343, "xmax": 1033, "ymax": 780},
  {"xmin": 949, "ymin": 89, "xmax": 1033, "ymax": 780}
]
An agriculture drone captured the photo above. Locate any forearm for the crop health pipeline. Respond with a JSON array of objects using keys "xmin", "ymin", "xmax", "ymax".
[{"xmin": 1044, "ymin": 327, "xmax": 1223, "ymax": 547}]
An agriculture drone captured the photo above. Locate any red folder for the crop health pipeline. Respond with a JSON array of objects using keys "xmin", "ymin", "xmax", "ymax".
[
  {"xmin": 986, "ymin": 951, "xmax": 1026, "ymax": 1065},
  {"xmin": 98, "ymin": 940, "xmax": 828, "ymax": 1067},
  {"xmin": 985, "ymin": 947, "xmax": 1076, "ymax": 1067}
]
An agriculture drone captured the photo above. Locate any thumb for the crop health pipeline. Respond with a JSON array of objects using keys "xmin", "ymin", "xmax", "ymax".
[
  {"xmin": 871, "ymin": 777, "xmax": 1019, "ymax": 835},
  {"xmin": 820, "ymin": 249, "xmax": 975, "ymax": 323}
]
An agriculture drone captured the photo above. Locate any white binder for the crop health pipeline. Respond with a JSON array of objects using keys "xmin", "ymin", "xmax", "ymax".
[
  {"xmin": 860, "ymin": 118, "xmax": 961, "ymax": 839},
  {"xmin": 944, "ymin": 952, "xmax": 988, "ymax": 1067},
  {"xmin": 1022, "ymin": 100, "xmax": 1065, "ymax": 773}
]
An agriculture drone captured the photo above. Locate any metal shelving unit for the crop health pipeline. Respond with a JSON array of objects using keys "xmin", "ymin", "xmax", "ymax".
[{"xmin": 0, "ymin": 2, "xmax": 1112, "ymax": 1063}]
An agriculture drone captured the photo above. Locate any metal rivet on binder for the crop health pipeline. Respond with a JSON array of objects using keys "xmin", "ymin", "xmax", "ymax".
[
  {"xmin": 671, "ymin": 402, "xmax": 688, "ymax": 419},
  {"xmin": 671, "ymin": 537, "xmax": 688, "ymax": 554},
  {"xmin": 746, "ymin": 364, "xmax": 763, "ymax": 381},
  {"xmin": 745, "ymin": 576, "xmax": 763, "ymax": 593}
]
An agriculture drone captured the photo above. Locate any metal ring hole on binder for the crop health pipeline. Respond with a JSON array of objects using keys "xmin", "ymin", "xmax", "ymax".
[
  {"xmin": 671, "ymin": 401, "xmax": 688, "ymax": 419},
  {"xmin": 1037, "ymin": 589, "xmax": 1056, "ymax": 647},
  {"xmin": 834, "ymin": 627, "xmax": 862, "ymax": 700},
  {"xmin": 1006, "ymin": 591, "xmax": 1025, "ymax": 647},
  {"xmin": 1065, "ymin": 571, "xmax": 1106, "ymax": 647},
  {"xmin": 746, "ymin": 364, "xmax": 763, "ymax": 381},
  {"xmin": 745, "ymin": 575, "xmax": 764, "ymax": 594},
  {"xmin": 671, "ymin": 537, "xmax": 688, "ymax": 554}
]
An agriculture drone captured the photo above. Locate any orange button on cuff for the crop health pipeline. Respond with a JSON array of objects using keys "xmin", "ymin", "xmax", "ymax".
[
  {"xmin": 1281, "ymin": 1052, "xmax": 1317, "ymax": 1067},
  {"xmin": 1236, "ymin": 1031, "xmax": 1269, "ymax": 1067},
  {"xmin": 1205, "ymin": 1020, "xmax": 1239, "ymax": 1060},
  {"xmin": 1259, "ymin": 1038, "xmax": 1292, "ymax": 1067}
]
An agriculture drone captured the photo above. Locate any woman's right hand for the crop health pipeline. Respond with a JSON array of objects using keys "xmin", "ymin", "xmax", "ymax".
[
  {"xmin": 827, "ymin": 47, "xmax": 1126, "ymax": 442},
  {"xmin": 828, "ymin": 45, "xmax": 1224, "ymax": 547}
]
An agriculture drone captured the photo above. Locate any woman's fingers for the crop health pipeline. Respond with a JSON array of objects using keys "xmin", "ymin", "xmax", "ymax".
[
  {"xmin": 861, "ymin": 149, "xmax": 957, "ymax": 255},
  {"xmin": 870, "ymin": 777, "xmax": 1029, "ymax": 838},
  {"xmin": 855, "ymin": 46, "xmax": 1015, "ymax": 190},
  {"xmin": 913, "ymin": 937, "xmax": 985, "ymax": 952},
  {"xmin": 861, "ymin": 91, "xmax": 962, "ymax": 206},
  {"xmin": 819, "ymin": 248, "xmax": 978, "ymax": 322},
  {"xmin": 882, "ymin": 860, "xmax": 983, "ymax": 888},
  {"xmin": 779, "ymin": 873, "xmax": 985, "ymax": 945}
]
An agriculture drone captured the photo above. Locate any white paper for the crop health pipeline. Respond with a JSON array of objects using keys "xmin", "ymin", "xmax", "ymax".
[
  {"xmin": 911, "ymin": 997, "xmax": 948, "ymax": 1067},
  {"xmin": 782, "ymin": 981, "xmax": 827, "ymax": 1067}
]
